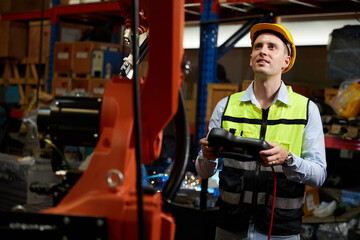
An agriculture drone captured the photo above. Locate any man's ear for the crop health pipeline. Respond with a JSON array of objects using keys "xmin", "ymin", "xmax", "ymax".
[
  {"xmin": 249, "ymin": 53, "xmax": 253, "ymax": 67},
  {"xmin": 283, "ymin": 55, "xmax": 291, "ymax": 70}
]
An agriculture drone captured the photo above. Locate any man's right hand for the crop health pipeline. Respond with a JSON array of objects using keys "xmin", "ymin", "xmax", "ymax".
[{"xmin": 200, "ymin": 138, "xmax": 220, "ymax": 160}]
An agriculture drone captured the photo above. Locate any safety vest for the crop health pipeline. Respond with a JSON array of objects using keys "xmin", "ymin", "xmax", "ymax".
[{"xmin": 217, "ymin": 86, "xmax": 309, "ymax": 235}]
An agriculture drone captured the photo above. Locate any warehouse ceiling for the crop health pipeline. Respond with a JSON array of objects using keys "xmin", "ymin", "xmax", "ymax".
[
  {"xmin": 184, "ymin": 0, "xmax": 360, "ymax": 22},
  {"xmin": 51, "ymin": 0, "xmax": 360, "ymax": 26}
]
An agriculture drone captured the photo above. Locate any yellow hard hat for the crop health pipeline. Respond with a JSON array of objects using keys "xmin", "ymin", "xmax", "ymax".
[{"xmin": 250, "ymin": 23, "xmax": 296, "ymax": 73}]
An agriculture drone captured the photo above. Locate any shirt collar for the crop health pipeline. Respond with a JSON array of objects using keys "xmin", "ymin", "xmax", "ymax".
[{"xmin": 239, "ymin": 81, "xmax": 290, "ymax": 108}]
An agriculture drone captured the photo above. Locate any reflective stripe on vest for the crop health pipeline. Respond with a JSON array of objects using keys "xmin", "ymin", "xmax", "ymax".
[
  {"xmin": 224, "ymin": 158, "xmax": 283, "ymax": 172},
  {"xmin": 220, "ymin": 189, "xmax": 305, "ymax": 210}
]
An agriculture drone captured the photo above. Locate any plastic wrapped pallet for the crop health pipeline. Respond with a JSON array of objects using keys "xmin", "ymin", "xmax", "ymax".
[
  {"xmin": 0, "ymin": 153, "xmax": 29, "ymax": 211},
  {"xmin": 328, "ymin": 25, "xmax": 360, "ymax": 85}
]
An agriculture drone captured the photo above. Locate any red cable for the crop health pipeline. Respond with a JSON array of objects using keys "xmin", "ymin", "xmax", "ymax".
[{"xmin": 268, "ymin": 166, "xmax": 277, "ymax": 240}]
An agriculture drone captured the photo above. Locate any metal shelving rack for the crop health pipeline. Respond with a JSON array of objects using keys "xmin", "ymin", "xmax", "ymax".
[
  {"xmin": 325, "ymin": 136, "xmax": 360, "ymax": 152},
  {"xmin": 1, "ymin": 0, "xmax": 359, "ymax": 149},
  {"xmin": 193, "ymin": 0, "xmax": 360, "ymax": 152},
  {"xmin": 1, "ymin": 0, "xmax": 122, "ymax": 93}
]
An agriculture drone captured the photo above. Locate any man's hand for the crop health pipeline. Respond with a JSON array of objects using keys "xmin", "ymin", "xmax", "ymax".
[
  {"xmin": 259, "ymin": 141, "xmax": 288, "ymax": 167},
  {"xmin": 200, "ymin": 138, "xmax": 221, "ymax": 160}
]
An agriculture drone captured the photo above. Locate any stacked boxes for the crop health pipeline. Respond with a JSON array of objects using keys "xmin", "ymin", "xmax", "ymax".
[
  {"xmin": 52, "ymin": 41, "xmax": 124, "ymax": 97},
  {"xmin": 72, "ymin": 41, "xmax": 122, "ymax": 77}
]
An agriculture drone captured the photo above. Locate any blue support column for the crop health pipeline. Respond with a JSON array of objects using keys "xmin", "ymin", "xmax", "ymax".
[
  {"xmin": 195, "ymin": 0, "xmax": 219, "ymax": 152},
  {"xmin": 48, "ymin": 23, "xmax": 59, "ymax": 94},
  {"xmin": 47, "ymin": 0, "xmax": 60, "ymax": 94}
]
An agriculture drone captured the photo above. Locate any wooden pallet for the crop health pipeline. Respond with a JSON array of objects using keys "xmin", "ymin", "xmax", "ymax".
[{"xmin": 0, "ymin": 57, "xmax": 48, "ymax": 107}]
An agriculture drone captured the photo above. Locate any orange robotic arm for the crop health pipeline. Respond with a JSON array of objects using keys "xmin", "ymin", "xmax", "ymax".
[{"xmin": 41, "ymin": 0, "xmax": 185, "ymax": 240}]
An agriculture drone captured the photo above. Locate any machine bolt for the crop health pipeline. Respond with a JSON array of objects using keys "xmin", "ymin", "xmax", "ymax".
[{"xmin": 106, "ymin": 169, "xmax": 123, "ymax": 189}]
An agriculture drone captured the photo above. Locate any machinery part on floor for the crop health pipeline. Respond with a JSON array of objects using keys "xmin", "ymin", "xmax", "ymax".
[
  {"xmin": 37, "ymin": 96, "xmax": 102, "ymax": 171},
  {"xmin": 29, "ymin": 168, "xmax": 83, "ymax": 206},
  {"xmin": 0, "ymin": 211, "xmax": 108, "ymax": 240},
  {"xmin": 37, "ymin": 96, "xmax": 101, "ymax": 147}
]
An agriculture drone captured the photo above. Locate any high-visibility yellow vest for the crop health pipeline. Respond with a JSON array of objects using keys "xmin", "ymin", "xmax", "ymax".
[{"xmin": 222, "ymin": 86, "xmax": 309, "ymax": 156}]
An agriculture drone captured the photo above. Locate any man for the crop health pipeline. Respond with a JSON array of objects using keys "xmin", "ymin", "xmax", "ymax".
[{"xmin": 195, "ymin": 23, "xmax": 327, "ymax": 240}]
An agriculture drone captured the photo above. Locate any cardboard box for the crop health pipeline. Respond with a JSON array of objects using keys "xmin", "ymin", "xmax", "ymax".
[
  {"xmin": 206, "ymin": 83, "xmax": 239, "ymax": 121},
  {"xmin": 89, "ymin": 78, "xmax": 110, "ymax": 97},
  {"xmin": 59, "ymin": 22, "xmax": 91, "ymax": 42},
  {"xmin": 72, "ymin": 41, "xmax": 122, "ymax": 75},
  {"xmin": 303, "ymin": 186, "xmax": 320, "ymax": 217},
  {"xmin": 72, "ymin": 78, "xmax": 90, "ymax": 92},
  {"xmin": 52, "ymin": 77, "xmax": 90, "ymax": 96},
  {"xmin": 52, "ymin": 77, "xmax": 70, "ymax": 96},
  {"xmin": 0, "ymin": 21, "xmax": 28, "ymax": 59},
  {"xmin": 28, "ymin": 20, "xmax": 51, "ymax": 58},
  {"xmin": 53, "ymin": 42, "xmax": 74, "ymax": 74}
]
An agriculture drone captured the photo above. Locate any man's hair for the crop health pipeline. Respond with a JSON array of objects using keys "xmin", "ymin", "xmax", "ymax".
[{"xmin": 252, "ymin": 29, "xmax": 291, "ymax": 56}]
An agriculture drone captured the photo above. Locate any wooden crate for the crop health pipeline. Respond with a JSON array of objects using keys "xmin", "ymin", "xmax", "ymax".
[
  {"xmin": 7, "ymin": 0, "xmax": 51, "ymax": 13},
  {"xmin": 72, "ymin": 41, "xmax": 122, "ymax": 75},
  {"xmin": 0, "ymin": 1, "xmax": 11, "ymax": 14},
  {"xmin": 53, "ymin": 42, "xmax": 74, "ymax": 75},
  {"xmin": 0, "ymin": 57, "xmax": 48, "ymax": 84},
  {"xmin": 325, "ymin": 88, "xmax": 338, "ymax": 105},
  {"xmin": 185, "ymin": 99, "xmax": 196, "ymax": 125},
  {"xmin": 206, "ymin": 83, "xmax": 239, "ymax": 121},
  {"xmin": 22, "ymin": 57, "xmax": 49, "ymax": 84},
  {"xmin": 28, "ymin": 20, "xmax": 51, "ymax": 58},
  {"xmin": 0, "ymin": 58, "xmax": 20, "ymax": 80},
  {"xmin": 89, "ymin": 78, "xmax": 110, "ymax": 97},
  {"xmin": 0, "ymin": 21, "xmax": 28, "ymax": 59}
]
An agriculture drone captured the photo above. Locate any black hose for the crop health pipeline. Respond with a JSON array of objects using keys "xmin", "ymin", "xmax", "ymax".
[
  {"xmin": 131, "ymin": 0, "xmax": 145, "ymax": 239},
  {"xmin": 162, "ymin": 91, "xmax": 190, "ymax": 204}
]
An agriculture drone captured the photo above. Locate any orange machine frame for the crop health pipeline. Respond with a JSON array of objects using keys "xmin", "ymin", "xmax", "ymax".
[{"xmin": 42, "ymin": 0, "xmax": 185, "ymax": 239}]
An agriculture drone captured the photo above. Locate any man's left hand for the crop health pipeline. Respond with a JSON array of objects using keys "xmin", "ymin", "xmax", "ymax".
[{"xmin": 259, "ymin": 141, "xmax": 288, "ymax": 167}]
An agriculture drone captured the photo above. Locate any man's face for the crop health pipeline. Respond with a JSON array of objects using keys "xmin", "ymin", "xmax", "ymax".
[{"xmin": 250, "ymin": 33, "xmax": 291, "ymax": 77}]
